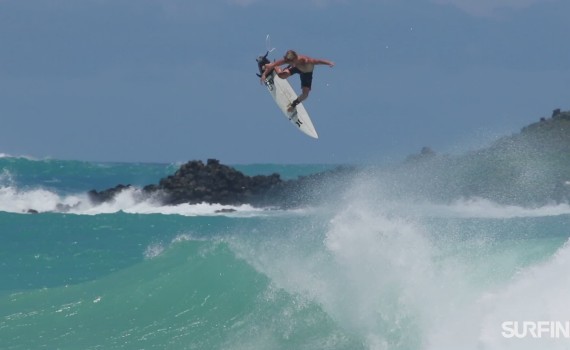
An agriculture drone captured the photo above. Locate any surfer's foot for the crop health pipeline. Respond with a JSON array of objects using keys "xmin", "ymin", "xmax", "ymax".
[{"xmin": 288, "ymin": 98, "xmax": 301, "ymax": 112}]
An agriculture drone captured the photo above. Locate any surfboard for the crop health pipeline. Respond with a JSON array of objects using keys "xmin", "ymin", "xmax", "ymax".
[{"xmin": 257, "ymin": 53, "xmax": 319, "ymax": 139}]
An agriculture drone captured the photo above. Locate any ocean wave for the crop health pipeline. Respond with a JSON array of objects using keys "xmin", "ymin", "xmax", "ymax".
[
  {"xmin": 0, "ymin": 184, "xmax": 265, "ymax": 216},
  {"xmin": 473, "ymin": 239, "xmax": 570, "ymax": 350},
  {"xmin": 143, "ymin": 242, "xmax": 166, "ymax": 259},
  {"xmin": 408, "ymin": 197, "xmax": 570, "ymax": 219},
  {"xmin": 0, "ymin": 169, "xmax": 14, "ymax": 186},
  {"xmin": 0, "ymin": 184, "xmax": 83, "ymax": 214},
  {"xmin": 0, "ymin": 153, "xmax": 39, "ymax": 160},
  {"xmin": 228, "ymin": 194, "xmax": 570, "ymax": 349},
  {"xmin": 230, "ymin": 203, "xmax": 445, "ymax": 349},
  {"xmin": 144, "ymin": 233, "xmax": 217, "ymax": 260}
]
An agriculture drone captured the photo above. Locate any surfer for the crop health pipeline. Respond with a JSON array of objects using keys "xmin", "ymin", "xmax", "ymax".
[{"xmin": 260, "ymin": 50, "xmax": 334, "ymax": 112}]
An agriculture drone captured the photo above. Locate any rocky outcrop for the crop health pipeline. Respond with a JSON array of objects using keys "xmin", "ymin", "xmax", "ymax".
[
  {"xmin": 142, "ymin": 159, "xmax": 283, "ymax": 206},
  {"xmin": 87, "ymin": 158, "xmax": 354, "ymax": 208},
  {"xmin": 88, "ymin": 184, "xmax": 132, "ymax": 205}
]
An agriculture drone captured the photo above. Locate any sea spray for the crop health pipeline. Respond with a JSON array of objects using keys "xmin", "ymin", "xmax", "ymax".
[
  {"xmin": 229, "ymin": 199, "xmax": 445, "ymax": 349},
  {"xmin": 323, "ymin": 205, "xmax": 435, "ymax": 349}
]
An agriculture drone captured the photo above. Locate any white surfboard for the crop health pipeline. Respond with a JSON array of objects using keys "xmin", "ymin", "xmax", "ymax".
[{"xmin": 261, "ymin": 72, "xmax": 318, "ymax": 139}]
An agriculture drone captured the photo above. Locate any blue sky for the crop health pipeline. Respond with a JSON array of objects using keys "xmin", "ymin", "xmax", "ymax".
[{"xmin": 1, "ymin": 0, "xmax": 569, "ymax": 164}]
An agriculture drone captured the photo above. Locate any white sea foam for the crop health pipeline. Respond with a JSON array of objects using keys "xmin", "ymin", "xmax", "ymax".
[
  {"xmin": 424, "ymin": 238, "xmax": 570, "ymax": 350},
  {"xmin": 75, "ymin": 188, "xmax": 263, "ymax": 216},
  {"xmin": 0, "ymin": 184, "xmax": 264, "ymax": 216},
  {"xmin": 0, "ymin": 153, "xmax": 38, "ymax": 160},
  {"xmin": 409, "ymin": 197, "xmax": 570, "ymax": 219},
  {"xmin": 0, "ymin": 185, "xmax": 83, "ymax": 214}
]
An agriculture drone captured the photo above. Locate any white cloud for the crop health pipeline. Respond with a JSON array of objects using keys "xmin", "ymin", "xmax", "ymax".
[{"xmin": 431, "ymin": 0, "xmax": 555, "ymax": 17}]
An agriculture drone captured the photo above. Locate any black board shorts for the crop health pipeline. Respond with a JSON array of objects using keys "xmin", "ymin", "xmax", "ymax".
[{"xmin": 288, "ymin": 67, "xmax": 313, "ymax": 89}]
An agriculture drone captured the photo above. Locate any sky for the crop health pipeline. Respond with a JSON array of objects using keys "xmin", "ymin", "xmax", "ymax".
[{"xmin": 0, "ymin": 0, "xmax": 569, "ymax": 164}]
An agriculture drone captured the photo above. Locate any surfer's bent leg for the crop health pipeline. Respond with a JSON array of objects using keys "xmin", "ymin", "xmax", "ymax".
[
  {"xmin": 298, "ymin": 87, "xmax": 310, "ymax": 102},
  {"xmin": 297, "ymin": 72, "xmax": 312, "ymax": 102},
  {"xmin": 289, "ymin": 86, "xmax": 311, "ymax": 111}
]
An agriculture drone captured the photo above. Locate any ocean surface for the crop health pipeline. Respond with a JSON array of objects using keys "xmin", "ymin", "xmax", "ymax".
[{"xmin": 1, "ymin": 155, "xmax": 570, "ymax": 350}]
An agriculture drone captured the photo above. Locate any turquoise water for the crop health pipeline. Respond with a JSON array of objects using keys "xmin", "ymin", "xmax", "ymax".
[{"xmin": 1, "ymin": 157, "xmax": 570, "ymax": 349}]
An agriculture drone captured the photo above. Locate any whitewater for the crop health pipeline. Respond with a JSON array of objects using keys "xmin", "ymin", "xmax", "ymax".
[{"xmin": 1, "ymin": 156, "xmax": 570, "ymax": 350}]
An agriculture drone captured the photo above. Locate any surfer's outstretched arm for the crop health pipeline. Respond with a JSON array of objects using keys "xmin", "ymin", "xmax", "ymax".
[{"xmin": 305, "ymin": 57, "xmax": 335, "ymax": 67}]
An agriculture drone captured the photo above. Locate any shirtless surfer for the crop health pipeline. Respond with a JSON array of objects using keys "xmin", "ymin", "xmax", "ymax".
[{"xmin": 260, "ymin": 50, "xmax": 334, "ymax": 112}]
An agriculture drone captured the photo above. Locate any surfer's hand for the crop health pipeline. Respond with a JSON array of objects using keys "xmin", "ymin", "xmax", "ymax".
[
  {"xmin": 260, "ymin": 75, "xmax": 265, "ymax": 84},
  {"xmin": 328, "ymin": 62, "xmax": 335, "ymax": 68}
]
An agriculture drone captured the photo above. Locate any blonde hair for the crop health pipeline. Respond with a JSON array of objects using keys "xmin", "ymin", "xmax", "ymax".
[{"xmin": 284, "ymin": 50, "xmax": 298, "ymax": 62}]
